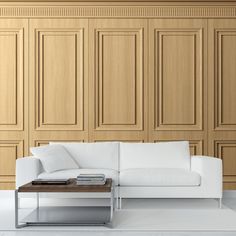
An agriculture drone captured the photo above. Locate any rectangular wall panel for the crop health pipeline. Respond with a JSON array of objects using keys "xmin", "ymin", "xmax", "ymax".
[
  {"xmin": 149, "ymin": 19, "xmax": 207, "ymax": 156},
  {"xmin": 95, "ymin": 29, "xmax": 143, "ymax": 131},
  {"xmin": 0, "ymin": 19, "xmax": 28, "ymax": 190},
  {"xmin": 29, "ymin": 19, "xmax": 89, "ymax": 148},
  {"xmin": 0, "ymin": 29, "xmax": 24, "ymax": 130},
  {"xmin": 214, "ymin": 141, "xmax": 236, "ymax": 189},
  {"xmin": 36, "ymin": 29, "xmax": 84, "ymax": 131},
  {"xmin": 208, "ymin": 19, "xmax": 236, "ymax": 189},
  {"xmin": 215, "ymin": 31, "xmax": 236, "ymax": 130},
  {"xmin": 89, "ymin": 19, "xmax": 148, "ymax": 141},
  {"xmin": 97, "ymin": 31, "xmax": 138, "ymax": 128},
  {"xmin": 153, "ymin": 28, "xmax": 203, "ymax": 131}
]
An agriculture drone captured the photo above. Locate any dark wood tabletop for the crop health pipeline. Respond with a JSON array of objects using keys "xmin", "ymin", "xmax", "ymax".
[{"xmin": 18, "ymin": 178, "xmax": 112, "ymax": 193}]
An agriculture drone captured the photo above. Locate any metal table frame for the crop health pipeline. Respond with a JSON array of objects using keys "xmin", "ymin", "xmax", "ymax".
[{"xmin": 15, "ymin": 183, "xmax": 115, "ymax": 228}]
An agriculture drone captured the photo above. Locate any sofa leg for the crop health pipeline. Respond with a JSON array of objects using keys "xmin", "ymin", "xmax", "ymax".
[
  {"xmin": 116, "ymin": 187, "xmax": 119, "ymax": 210},
  {"xmin": 218, "ymin": 198, "xmax": 222, "ymax": 209},
  {"xmin": 119, "ymin": 197, "xmax": 122, "ymax": 209}
]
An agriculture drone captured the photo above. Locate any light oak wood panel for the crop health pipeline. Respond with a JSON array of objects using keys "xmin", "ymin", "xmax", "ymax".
[
  {"xmin": 149, "ymin": 19, "xmax": 207, "ymax": 158},
  {"xmin": 1, "ymin": 3, "xmax": 236, "ymax": 18},
  {"xmin": 208, "ymin": 19, "xmax": 236, "ymax": 189},
  {"xmin": 0, "ymin": 28, "xmax": 24, "ymax": 130},
  {"xmin": 89, "ymin": 19, "xmax": 148, "ymax": 142},
  {"xmin": 29, "ymin": 19, "xmax": 88, "ymax": 148},
  {"xmin": 0, "ymin": 140, "xmax": 23, "ymax": 189},
  {"xmin": 214, "ymin": 140, "xmax": 236, "ymax": 188},
  {"xmin": 214, "ymin": 30, "xmax": 236, "ymax": 130},
  {"xmin": 149, "ymin": 19, "xmax": 205, "ymax": 131},
  {"xmin": 0, "ymin": 19, "xmax": 28, "ymax": 190},
  {"xmin": 97, "ymin": 30, "xmax": 139, "ymax": 128},
  {"xmin": 34, "ymin": 26, "xmax": 84, "ymax": 130}
]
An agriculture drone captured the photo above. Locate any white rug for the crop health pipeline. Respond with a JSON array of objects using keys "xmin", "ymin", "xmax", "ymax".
[
  {"xmin": 1, "ymin": 195, "xmax": 236, "ymax": 233},
  {"xmin": 111, "ymin": 208, "xmax": 236, "ymax": 231},
  {"xmin": 1, "ymin": 206, "xmax": 236, "ymax": 232}
]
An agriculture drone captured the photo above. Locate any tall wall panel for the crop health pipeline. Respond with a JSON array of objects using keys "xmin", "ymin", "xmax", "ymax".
[
  {"xmin": 88, "ymin": 19, "xmax": 148, "ymax": 142},
  {"xmin": 0, "ymin": 19, "xmax": 28, "ymax": 189},
  {"xmin": 29, "ymin": 19, "xmax": 89, "ymax": 148},
  {"xmin": 208, "ymin": 19, "xmax": 236, "ymax": 189},
  {"xmin": 148, "ymin": 19, "xmax": 208, "ymax": 155}
]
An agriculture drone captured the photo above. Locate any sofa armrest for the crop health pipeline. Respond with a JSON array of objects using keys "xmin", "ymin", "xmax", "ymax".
[
  {"xmin": 16, "ymin": 156, "xmax": 43, "ymax": 189},
  {"xmin": 191, "ymin": 155, "xmax": 222, "ymax": 198}
]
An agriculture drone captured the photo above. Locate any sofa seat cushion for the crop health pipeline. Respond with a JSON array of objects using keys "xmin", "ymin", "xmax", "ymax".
[
  {"xmin": 119, "ymin": 168, "xmax": 201, "ymax": 186},
  {"xmin": 38, "ymin": 168, "xmax": 119, "ymax": 185}
]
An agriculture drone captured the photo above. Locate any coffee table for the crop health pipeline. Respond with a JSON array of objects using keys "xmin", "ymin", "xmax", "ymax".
[{"xmin": 15, "ymin": 178, "xmax": 114, "ymax": 228}]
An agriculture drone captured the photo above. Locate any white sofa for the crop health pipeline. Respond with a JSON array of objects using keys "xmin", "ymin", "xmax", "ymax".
[{"xmin": 16, "ymin": 141, "xmax": 223, "ymax": 208}]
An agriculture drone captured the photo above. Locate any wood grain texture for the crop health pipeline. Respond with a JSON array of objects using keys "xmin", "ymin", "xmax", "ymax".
[
  {"xmin": 89, "ymin": 19, "xmax": 148, "ymax": 142},
  {"xmin": 18, "ymin": 178, "xmax": 112, "ymax": 192},
  {"xmin": 1, "ymin": 4, "xmax": 236, "ymax": 18},
  {"xmin": 0, "ymin": 28, "xmax": 24, "ymax": 130},
  {"xmin": 29, "ymin": 19, "xmax": 89, "ymax": 148},
  {"xmin": 0, "ymin": 19, "xmax": 28, "ymax": 190},
  {"xmin": 149, "ymin": 19, "xmax": 207, "ymax": 156},
  {"xmin": 208, "ymin": 19, "xmax": 236, "ymax": 190},
  {"xmin": 0, "ymin": 6, "xmax": 235, "ymax": 190},
  {"xmin": 34, "ymin": 23, "xmax": 84, "ymax": 131},
  {"xmin": 153, "ymin": 26, "xmax": 203, "ymax": 131}
]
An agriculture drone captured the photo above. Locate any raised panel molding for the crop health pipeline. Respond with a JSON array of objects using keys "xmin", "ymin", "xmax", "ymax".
[
  {"xmin": 215, "ymin": 30, "xmax": 236, "ymax": 130},
  {"xmin": 35, "ymin": 29, "xmax": 84, "ymax": 131},
  {"xmin": 189, "ymin": 140, "xmax": 203, "ymax": 156},
  {"xmin": 0, "ymin": 29, "xmax": 24, "ymax": 130},
  {"xmin": 214, "ymin": 140, "xmax": 236, "ymax": 183},
  {"xmin": 154, "ymin": 29, "xmax": 203, "ymax": 131},
  {"xmin": 0, "ymin": 140, "xmax": 24, "ymax": 188},
  {"xmin": 95, "ymin": 29, "xmax": 143, "ymax": 131},
  {"xmin": 1, "ymin": 6, "xmax": 236, "ymax": 18}
]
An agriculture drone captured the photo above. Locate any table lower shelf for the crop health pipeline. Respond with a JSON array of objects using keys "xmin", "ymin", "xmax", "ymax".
[{"xmin": 21, "ymin": 206, "xmax": 111, "ymax": 225}]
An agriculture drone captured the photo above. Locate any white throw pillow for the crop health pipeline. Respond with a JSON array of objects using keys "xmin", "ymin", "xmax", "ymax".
[{"xmin": 30, "ymin": 144, "xmax": 79, "ymax": 173}]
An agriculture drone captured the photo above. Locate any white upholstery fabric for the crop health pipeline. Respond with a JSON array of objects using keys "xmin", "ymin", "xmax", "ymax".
[
  {"xmin": 16, "ymin": 157, "xmax": 42, "ymax": 188},
  {"xmin": 15, "ymin": 143, "xmax": 222, "ymax": 200},
  {"xmin": 30, "ymin": 145, "xmax": 78, "ymax": 173},
  {"xmin": 120, "ymin": 141, "xmax": 191, "ymax": 170},
  {"xmin": 38, "ymin": 168, "xmax": 119, "ymax": 185},
  {"xmin": 191, "ymin": 156, "xmax": 223, "ymax": 198},
  {"xmin": 50, "ymin": 142, "xmax": 119, "ymax": 170},
  {"xmin": 120, "ymin": 168, "xmax": 201, "ymax": 186}
]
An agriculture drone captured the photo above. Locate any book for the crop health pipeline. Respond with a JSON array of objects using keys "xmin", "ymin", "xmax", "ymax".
[
  {"xmin": 32, "ymin": 179, "xmax": 70, "ymax": 185},
  {"xmin": 77, "ymin": 174, "xmax": 105, "ymax": 179},
  {"xmin": 76, "ymin": 174, "xmax": 106, "ymax": 185},
  {"xmin": 76, "ymin": 180, "xmax": 106, "ymax": 185}
]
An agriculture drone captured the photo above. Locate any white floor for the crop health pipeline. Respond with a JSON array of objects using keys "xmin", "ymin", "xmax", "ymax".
[{"xmin": 0, "ymin": 191, "xmax": 236, "ymax": 236}]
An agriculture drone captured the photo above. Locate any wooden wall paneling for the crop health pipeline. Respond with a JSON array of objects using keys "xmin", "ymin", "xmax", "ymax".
[
  {"xmin": 0, "ymin": 19, "xmax": 28, "ymax": 189},
  {"xmin": 29, "ymin": 19, "xmax": 89, "ymax": 148},
  {"xmin": 148, "ymin": 19, "xmax": 207, "ymax": 156},
  {"xmin": 1, "ymin": 3, "xmax": 236, "ymax": 18},
  {"xmin": 208, "ymin": 19, "xmax": 236, "ymax": 189},
  {"xmin": 89, "ymin": 19, "xmax": 148, "ymax": 142}
]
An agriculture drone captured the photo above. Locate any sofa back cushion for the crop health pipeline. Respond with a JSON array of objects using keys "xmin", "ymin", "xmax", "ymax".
[
  {"xmin": 50, "ymin": 142, "xmax": 119, "ymax": 171},
  {"xmin": 120, "ymin": 141, "xmax": 191, "ymax": 170},
  {"xmin": 30, "ymin": 144, "xmax": 78, "ymax": 173}
]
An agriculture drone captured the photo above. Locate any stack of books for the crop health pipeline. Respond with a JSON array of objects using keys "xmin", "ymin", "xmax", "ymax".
[{"xmin": 76, "ymin": 174, "xmax": 106, "ymax": 185}]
